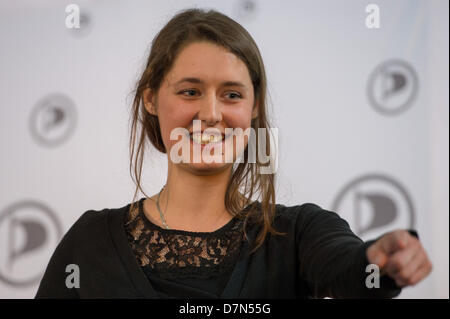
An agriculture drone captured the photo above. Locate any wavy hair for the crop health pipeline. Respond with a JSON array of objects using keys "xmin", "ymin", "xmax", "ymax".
[{"xmin": 128, "ymin": 8, "xmax": 284, "ymax": 253}]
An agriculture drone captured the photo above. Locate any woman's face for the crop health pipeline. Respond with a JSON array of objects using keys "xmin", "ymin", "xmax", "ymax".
[{"xmin": 144, "ymin": 41, "xmax": 258, "ymax": 175}]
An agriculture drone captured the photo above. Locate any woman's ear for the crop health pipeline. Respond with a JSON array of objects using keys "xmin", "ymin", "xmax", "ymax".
[{"xmin": 143, "ymin": 88, "xmax": 158, "ymax": 116}]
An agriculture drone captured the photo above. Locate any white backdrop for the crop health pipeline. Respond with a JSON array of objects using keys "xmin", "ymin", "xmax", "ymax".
[{"xmin": 0, "ymin": 0, "xmax": 448, "ymax": 298}]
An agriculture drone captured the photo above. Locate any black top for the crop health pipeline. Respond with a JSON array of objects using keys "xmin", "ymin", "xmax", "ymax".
[
  {"xmin": 35, "ymin": 197, "xmax": 413, "ymax": 299},
  {"xmin": 124, "ymin": 198, "xmax": 246, "ymax": 298}
]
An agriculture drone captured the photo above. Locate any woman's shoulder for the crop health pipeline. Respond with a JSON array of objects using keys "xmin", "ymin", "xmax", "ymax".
[
  {"xmin": 76, "ymin": 199, "xmax": 135, "ymax": 222},
  {"xmin": 274, "ymin": 202, "xmax": 324, "ymax": 215},
  {"xmin": 62, "ymin": 200, "xmax": 133, "ymax": 244},
  {"xmin": 270, "ymin": 201, "xmax": 348, "ymax": 232},
  {"xmin": 273, "ymin": 201, "xmax": 331, "ymax": 220}
]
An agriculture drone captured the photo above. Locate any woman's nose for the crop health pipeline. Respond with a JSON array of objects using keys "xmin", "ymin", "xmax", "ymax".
[{"xmin": 198, "ymin": 93, "xmax": 222, "ymax": 125}]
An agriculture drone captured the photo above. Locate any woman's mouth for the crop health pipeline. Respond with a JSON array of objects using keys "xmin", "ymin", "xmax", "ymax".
[
  {"xmin": 188, "ymin": 132, "xmax": 229, "ymax": 150},
  {"xmin": 190, "ymin": 133, "xmax": 223, "ymax": 144}
]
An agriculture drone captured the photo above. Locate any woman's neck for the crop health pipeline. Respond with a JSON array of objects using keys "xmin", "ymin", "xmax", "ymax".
[{"xmin": 156, "ymin": 163, "xmax": 234, "ymax": 232}]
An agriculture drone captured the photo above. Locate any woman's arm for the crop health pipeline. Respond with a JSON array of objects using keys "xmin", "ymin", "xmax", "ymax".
[{"xmin": 295, "ymin": 204, "xmax": 425, "ymax": 298}]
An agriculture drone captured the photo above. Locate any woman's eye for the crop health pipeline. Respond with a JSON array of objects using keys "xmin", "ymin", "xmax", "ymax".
[
  {"xmin": 225, "ymin": 92, "xmax": 242, "ymax": 99},
  {"xmin": 179, "ymin": 89, "xmax": 198, "ymax": 97},
  {"xmin": 178, "ymin": 90, "xmax": 241, "ymax": 99}
]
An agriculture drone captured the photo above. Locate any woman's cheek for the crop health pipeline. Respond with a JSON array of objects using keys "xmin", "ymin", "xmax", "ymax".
[
  {"xmin": 158, "ymin": 103, "xmax": 192, "ymax": 146},
  {"xmin": 224, "ymin": 102, "xmax": 254, "ymax": 126}
]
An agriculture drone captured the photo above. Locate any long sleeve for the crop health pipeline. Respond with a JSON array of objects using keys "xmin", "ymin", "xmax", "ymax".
[{"xmin": 296, "ymin": 203, "xmax": 406, "ymax": 299}]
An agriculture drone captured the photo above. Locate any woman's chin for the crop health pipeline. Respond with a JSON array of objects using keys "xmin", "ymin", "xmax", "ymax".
[{"xmin": 181, "ymin": 160, "xmax": 233, "ymax": 175}]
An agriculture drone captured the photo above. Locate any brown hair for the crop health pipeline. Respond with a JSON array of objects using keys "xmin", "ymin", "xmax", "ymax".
[{"xmin": 128, "ymin": 8, "xmax": 285, "ymax": 253}]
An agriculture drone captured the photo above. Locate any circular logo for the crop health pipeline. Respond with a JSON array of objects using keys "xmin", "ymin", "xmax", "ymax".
[
  {"xmin": 367, "ymin": 59, "xmax": 419, "ymax": 116},
  {"xmin": 29, "ymin": 93, "xmax": 77, "ymax": 147},
  {"xmin": 67, "ymin": 11, "xmax": 93, "ymax": 38},
  {"xmin": 331, "ymin": 174, "xmax": 415, "ymax": 241},
  {"xmin": 0, "ymin": 200, "xmax": 63, "ymax": 287},
  {"xmin": 233, "ymin": 0, "xmax": 258, "ymax": 22}
]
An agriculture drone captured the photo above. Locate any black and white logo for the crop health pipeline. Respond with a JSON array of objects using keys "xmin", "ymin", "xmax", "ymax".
[
  {"xmin": 332, "ymin": 174, "xmax": 415, "ymax": 241},
  {"xmin": 67, "ymin": 11, "xmax": 94, "ymax": 38},
  {"xmin": 0, "ymin": 200, "xmax": 63, "ymax": 287},
  {"xmin": 29, "ymin": 93, "xmax": 77, "ymax": 147},
  {"xmin": 367, "ymin": 59, "xmax": 418, "ymax": 116},
  {"xmin": 233, "ymin": 0, "xmax": 258, "ymax": 22}
]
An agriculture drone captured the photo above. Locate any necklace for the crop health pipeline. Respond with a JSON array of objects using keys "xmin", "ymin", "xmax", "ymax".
[{"xmin": 156, "ymin": 184, "xmax": 170, "ymax": 229}]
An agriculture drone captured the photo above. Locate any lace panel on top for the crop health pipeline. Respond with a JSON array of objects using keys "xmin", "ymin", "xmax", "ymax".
[{"xmin": 124, "ymin": 198, "xmax": 246, "ymax": 279}]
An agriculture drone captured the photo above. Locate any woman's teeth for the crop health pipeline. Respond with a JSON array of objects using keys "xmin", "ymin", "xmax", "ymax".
[{"xmin": 191, "ymin": 134, "xmax": 223, "ymax": 144}]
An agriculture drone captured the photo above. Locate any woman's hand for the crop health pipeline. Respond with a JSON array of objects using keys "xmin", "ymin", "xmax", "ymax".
[{"xmin": 366, "ymin": 230, "xmax": 433, "ymax": 288}]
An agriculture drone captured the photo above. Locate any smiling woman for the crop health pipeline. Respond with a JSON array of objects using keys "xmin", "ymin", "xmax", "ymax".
[
  {"xmin": 129, "ymin": 9, "xmax": 276, "ymax": 241},
  {"xmin": 35, "ymin": 7, "xmax": 432, "ymax": 299},
  {"xmin": 142, "ymin": 41, "xmax": 259, "ymax": 175}
]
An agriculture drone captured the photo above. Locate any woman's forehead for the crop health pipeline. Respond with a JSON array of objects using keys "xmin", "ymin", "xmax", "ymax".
[{"xmin": 166, "ymin": 42, "xmax": 252, "ymax": 85}]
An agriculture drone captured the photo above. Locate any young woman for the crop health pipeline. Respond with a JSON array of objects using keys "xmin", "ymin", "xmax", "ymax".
[{"xmin": 35, "ymin": 8, "xmax": 432, "ymax": 299}]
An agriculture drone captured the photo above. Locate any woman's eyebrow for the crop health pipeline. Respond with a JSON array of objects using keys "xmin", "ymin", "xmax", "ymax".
[{"xmin": 173, "ymin": 77, "xmax": 247, "ymax": 88}]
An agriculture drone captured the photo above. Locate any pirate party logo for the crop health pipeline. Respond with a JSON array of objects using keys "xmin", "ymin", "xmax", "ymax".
[
  {"xmin": 367, "ymin": 59, "xmax": 418, "ymax": 116},
  {"xmin": 233, "ymin": 0, "xmax": 258, "ymax": 22},
  {"xmin": 65, "ymin": 5, "xmax": 94, "ymax": 38},
  {"xmin": 0, "ymin": 200, "xmax": 63, "ymax": 286},
  {"xmin": 331, "ymin": 173, "xmax": 415, "ymax": 241},
  {"xmin": 29, "ymin": 93, "xmax": 77, "ymax": 147}
]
